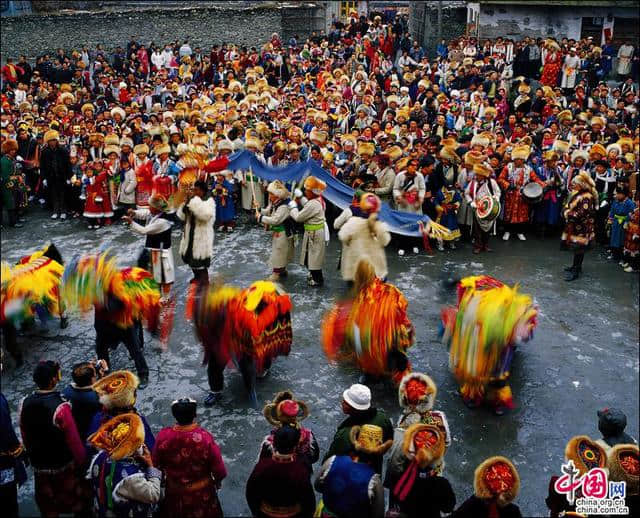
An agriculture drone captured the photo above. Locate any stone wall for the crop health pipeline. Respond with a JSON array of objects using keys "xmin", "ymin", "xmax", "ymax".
[
  {"xmin": 409, "ymin": 2, "xmax": 467, "ymax": 57},
  {"xmin": 1, "ymin": 4, "xmax": 325, "ymax": 60}
]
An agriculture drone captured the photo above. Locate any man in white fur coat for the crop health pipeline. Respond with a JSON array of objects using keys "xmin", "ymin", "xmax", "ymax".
[
  {"xmin": 338, "ymin": 193, "xmax": 391, "ymax": 283},
  {"xmin": 176, "ymin": 180, "xmax": 216, "ymax": 284}
]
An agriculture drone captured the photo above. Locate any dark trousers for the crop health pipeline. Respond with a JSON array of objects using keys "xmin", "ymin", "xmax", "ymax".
[
  {"xmin": 0, "ymin": 482, "xmax": 18, "ymax": 518},
  {"xmin": 95, "ymin": 320, "xmax": 149, "ymax": 378},
  {"xmin": 309, "ymin": 269, "xmax": 324, "ymax": 284},
  {"xmin": 50, "ymin": 179, "xmax": 66, "ymax": 214},
  {"xmin": 472, "ymin": 220, "xmax": 490, "ymax": 250},
  {"xmin": 191, "ymin": 268, "xmax": 209, "ymax": 285},
  {"xmin": 207, "ymin": 355, "xmax": 257, "ymax": 393},
  {"xmin": 0, "ymin": 208, "xmax": 18, "ymax": 227},
  {"xmin": 1, "ymin": 324, "xmax": 20, "ymax": 363}
]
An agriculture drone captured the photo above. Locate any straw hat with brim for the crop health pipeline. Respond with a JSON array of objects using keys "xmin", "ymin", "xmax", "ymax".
[
  {"xmin": 473, "ymin": 162, "xmax": 493, "ymax": 177},
  {"xmin": 343, "ymin": 383, "xmax": 370, "ymax": 410},
  {"xmin": 350, "ymin": 424, "xmax": 393, "ymax": 456},
  {"xmin": 88, "ymin": 413, "xmax": 144, "ymax": 461},
  {"xmin": 440, "ymin": 147, "xmax": 461, "ymax": 163},
  {"xmin": 385, "ymin": 145, "xmax": 403, "ymax": 162},
  {"xmin": 263, "ymin": 390, "xmax": 309, "ymax": 426},
  {"xmin": 93, "ymin": 370, "xmax": 139, "ymax": 410},
  {"xmin": 104, "ymin": 134, "xmax": 120, "ymax": 146},
  {"xmin": 465, "ymin": 150, "xmax": 486, "ymax": 167},
  {"xmin": 267, "ymin": 180, "xmax": 290, "ymax": 200},
  {"xmin": 471, "ymin": 134, "xmax": 490, "ymax": 149},
  {"xmin": 511, "ymin": 145, "xmax": 530, "ymax": 161}
]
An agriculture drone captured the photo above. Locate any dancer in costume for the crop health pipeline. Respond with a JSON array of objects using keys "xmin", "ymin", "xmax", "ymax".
[
  {"xmin": 62, "ymin": 253, "xmax": 161, "ymax": 388},
  {"xmin": 1, "ymin": 244, "xmax": 67, "ymax": 367},
  {"xmin": 134, "ymin": 145, "xmax": 153, "ymax": 209},
  {"xmin": 289, "ymin": 176, "xmax": 327, "ymax": 287},
  {"xmin": 453, "ymin": 456, "xmax": 521, "ymax": 518},
  {"xmin": 259, "ymin": 391, "xmax": 319, "ymax": 469},
  {"xmin": 440, "ymin": 275, "xmax": 538, "ymax": 415},
  {"xmin": 257, "ymin": 180, "xmax": 295, "ymax": 282},
  {"xmin": 338, "ymin": 193, "xmax": 391, "ymax": 283},
  {"xmin": 465, "ymin": 162, "xmax": 501, "ymax": 254},
  {"xmin": 177, "ymin": 180, "xmax": 216, "ymax": 285},
  {"xmin": 124, "ymin": 193, "xmax": 175, "ymax": 349},
  {"xmin": 87, "ymin": 413, "xmax": 162, "ymax": 517},
  {"xmin": 322, "ymin": 260, "xmax": 415, "ymax": 385},
  {"xmin": 190, "ymin": 280, "xmax": 293, "ymax": 406}
]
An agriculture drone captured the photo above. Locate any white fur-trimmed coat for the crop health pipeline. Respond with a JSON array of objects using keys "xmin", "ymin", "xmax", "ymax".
[
  {"xmin": 177, "ymin": 196, "xmax": 216, "ymax": 265},
  {"xmin": 338, "ymin": 215, "xmax": 391, "ymax": 281}
]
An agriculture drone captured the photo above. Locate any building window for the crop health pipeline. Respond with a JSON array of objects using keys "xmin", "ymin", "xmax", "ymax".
[
  {"xmin": 614, "ymin": 17, "xmax": 639, "ymax": 46},
  {"xmin": 340, "ymin": 1, "xmax": 357, "ymax": 21}
]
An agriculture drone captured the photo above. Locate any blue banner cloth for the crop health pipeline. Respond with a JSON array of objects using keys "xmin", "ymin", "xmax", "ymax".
[{"xmin": 225, "ymin": 151, "xmax": 430, "ymax": 237}]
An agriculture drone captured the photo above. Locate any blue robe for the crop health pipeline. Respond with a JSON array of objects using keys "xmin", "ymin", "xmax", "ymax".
[
  {"xmin": 213, "ymin": 179, "xmax": 236, "ymax": 223},
  {"xmin": 533, "ymin": 166, "xmax": 562, "ymax": 226},
  {"xmin": 435, "ymin": 188, "xmax": 462, "ymax": 236},
  {"xmin": 609, "ymin": 198, "xmax": 636, "ymax": 248}
]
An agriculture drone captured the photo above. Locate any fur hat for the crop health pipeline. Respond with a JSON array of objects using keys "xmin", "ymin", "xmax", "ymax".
[
  {"xmin": 104, "ymin": 134, "xmax": 120, "ymax": 146},
  {"xmin": 484, "ymin": 107, "xmax": 497, "ymax": 118},
  {"xmin": 310, "ymin": 128, "xmax": 328, "ymax": 145},
  {"xmin": 511, "ymin": 145, "xmax": 530, "ymax": 161},
  {"xmin": 358, "ymin": 141, "xmax": 375, "ymax": 157},
  {"xmin": 552, "ymin": 140, "xmax": 570, "ymax": 154},
  {"xmin": 104, "ymin": 145, "xmax": 120, "ymax": 157},
  {"xmin": 110, "ymin": 107, "xmax": 126, "ymax": 120},
  {"xmin": 398, "ymin": 372, "xmax": 437, "ymax": 411},
  {"xmin": 245, "ymin": 137, "xmax": 263, "ymax": 152},
  {"xmin": 473, "ymin": 162, "xmax": 493, "ymax": 177},
  {"xmin": 59, "ymin": 92, "xmax": 75, "ymax": 104},
  {"xmin": 571, "ymin": 149, "xmax": 588, "ymax": 164},
  {"xmin": 155, "ymin": 144, "xmax": 171, "ymax": 156},
  {"xmin": 44, "ymin": 129, "xmax": 60, "ymax": 142},
  {"xmin": 263, "ymin": 390, "xmax": 309, "ymax": 427},
  {"xmin": 543, "ymin": 150, "xmax": 559, "ymax": 162},
  {"xmin": 1, "ymin": 139, "xmax": 19, "ymax": 154},
  {"xmin": 120, "ymin": 137, "xmax": 133, "ymax": 149},
  {"xmin": 471, "ymin": 134, "xmax": 490, "ymax": 149},
  {"xmin": 267, "ymin": 180, "xmax": 290, "ymax": 199},
  {"xmin": 606, "ymin": 143, "xmax": 622, "ymax": 155},
  {"xmin": 565, "ymin": 435, "xmax": 607, "ymax": 476},
  {"xmin": 303, "ymin": 176, "xmax": 326, "ymax": 195},
  {"xmin": 87, "ymin": 413, "xmax": 144, "ymax": 460},
  {"xmin": 590, "ymin": 116, "xmax": 605, "ymax": 128},
  {"xmin": 350, "ymin": 424, "xmax": 393, "ymax": 456},
  {"xmin": 385, "ymin": 145, "xmax": 403, "ymax": 162},
  {"xmin": 440, "ymin": 146, "xmax": 461, "ymax": 163},
  {"xmin": 557, "ymin": 110, "xmax": 573, "ymax": 123},
  {"xmin": 607, "ymin": 444, "xmax": 639, "ymax": 496},
  {"xmin": 517, "ymin": 82, "xmax": 531, "ymax": 95},
  {"xmin": 217, "ymin": 139, "xmax": 234, "ymax": 153},
  {"xmin": 474, "ymin": 456, "xmax": 520, "ymax": 506},
  {"xmin": 93, "ymin": 370, "xmax": 139, "ymax": 410},
  {"xmin": 402, "ymin": 424, "xmax": 446, "ymax": 469},
  {"xmin": 464, "ymin": 150, "xmax": 485, "ymax": 166},
  {"xmin": 81, "ymin": 103, "xmax": 95, "ymax": 114},
  {"xmin": 589, "ymin": 143, "xmax": 606, "ymax": 159},
  {"xmin": 149, "ymin": 194, "xmax": 169, "ymax": 212},
  {"xmin": 617, "ymin": 137, "xmax": 633, "ymax": 151},
  {"xmin": 572, "ymin": 171, "xmax": 598, "ymax": 199},
  {"xmin": 134, "ymin": 144, "xmax": 149, "ymax": 156}
]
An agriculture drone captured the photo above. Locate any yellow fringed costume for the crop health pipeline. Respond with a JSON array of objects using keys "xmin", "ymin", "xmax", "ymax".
[
  {"xmin": 440, "ymin": 275, "xmax": 538, "ymax": 412},
  {"xmin": 1, "ymin": 244, "xmax": 65, "ymax": 327}
]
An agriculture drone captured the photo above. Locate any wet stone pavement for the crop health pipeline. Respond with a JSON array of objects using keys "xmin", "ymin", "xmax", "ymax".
[{"xmin": 1, "ymin": 209, "xmax": 638, "ymax": 517}]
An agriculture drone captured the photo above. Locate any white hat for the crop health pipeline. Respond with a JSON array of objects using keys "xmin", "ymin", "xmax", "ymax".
[{"xmin": 343, "ymin": 384, "xmax": 371, "ymax": 411}]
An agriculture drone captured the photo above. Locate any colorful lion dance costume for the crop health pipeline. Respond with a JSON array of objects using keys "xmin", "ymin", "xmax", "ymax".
[
  {"xmin": 61, "ymin": 252, "xmax": 161, "ymax": 332},
  {"xmin": 440, "ymin": 275, "xmax": 538, "ymax": 414},
  {"xmin": 322, "ymin": 261, "xmax": 414, "ymax": 384},
  {"xmin": 1, "ymin": 244, "xmax": 65, "ymax": 328},
  {"xmin": 189, "ymin": 280, "xmax": 293, "ymax": 403}
]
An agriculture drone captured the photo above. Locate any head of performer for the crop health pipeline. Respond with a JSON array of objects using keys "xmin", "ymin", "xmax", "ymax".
[
  {"xmin": 406, "ymin": 158, "xmax": 419, "ymax": 177},
  {"xmin": 398, "ymin": 372, "xmax": 438, "ymax": 412},
  {"xmin": 93, "ymin": 370, "xmax": 139, "ymax": 412},
  {"xmin": 44, "ymin": 129, "xmax": 60, "ymax": 149},
  {"xmin": 171, "ymin": 397, "xmax": 197, "ymax": 426},
  {"xmin": 615, "ymin": 187, "xmax": 629, "ymax": 203},
  {"xmin": 88, "ymin": 413, "xmax": 145, "ymax": 461},
  {"xmin": 193, "ymin": 180, "xmax": 208, "ymax": 200},
  {"xmin": 474, "ymin": 456, "xmax": 520, "ymax": 508},
  {"xmin": 71, "ymin": 361, "xmax": 99, "ymax": 388},
  {"xmin": 303, "ymin": 175, "xmax": 326, "ymax": 199},
  {"xmin": 403, "ymin": 424, "xmax": 446, "ymax": 469},
  {"xmin": 273, "ymin": 425, "xmax": 301, "ymax": 457},
  {"xmin": 148, "ymin": 193, "xmax": 169, "ymax": 216},
  {"xmin": 1, "ymin": 139, "xmax": 19, "ymax": 159},
  {"xmin": 267, "ymin": 180, "xmax": 290, "ymax": 205},
  {"xmin": 349, "ymin": 424, "xmax": 393, "ymax": 466},
  {"xmin": 341, "ymin": 383, "xmax": 371, "ymax": 416},
  {"xmin": 263, "ymin": 391, "xmax": 310, "ymax": 429},
  {"xmin": 33, "ymin": 360, "xmax": 62, "ymax": 391},
  {"xmin": 473, "ymin": 162, "xmax": 493, "ymax": 184}
]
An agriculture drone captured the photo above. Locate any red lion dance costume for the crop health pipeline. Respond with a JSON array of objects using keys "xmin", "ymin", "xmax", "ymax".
[
  {"xmin": 322, "ymin": 260, "xmax": 414, "ymax": 385},
  {"xmin": 189, "ymin": 280, "xmax": 293, "ymax": 405},
  {"xmin": 440, "ymin": 275, "xmax": 538, "ymax": 415}
]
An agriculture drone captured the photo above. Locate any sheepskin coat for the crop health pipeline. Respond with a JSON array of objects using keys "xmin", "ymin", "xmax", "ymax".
[
  {"xmin": 260, "ymin": 202, "xmax": 294, "ymax": 269},
  {"xmin": 290, "ymin": 197, "xmax": 326, "ymax": 270},
  {"xmin": 338, "ymin": 215, "xmax": 391, "ymax": 281},
  {"xmin": 177, "ymin": 195, "xmax": 216, "ymax": 268}
]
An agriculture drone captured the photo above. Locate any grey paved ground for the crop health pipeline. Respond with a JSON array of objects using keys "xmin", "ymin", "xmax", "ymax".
[{"xmin": 1, "ymin": 210, "xmax": 638, "ymax": 517}]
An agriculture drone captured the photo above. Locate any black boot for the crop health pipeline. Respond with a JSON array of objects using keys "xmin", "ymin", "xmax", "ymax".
[
  {"xmin": 564, "ymin": 267, "xmax": 581, "ymax": 282},
  {"xmin": 563, "ymin": 265, "xmax": 575, "ymax": 272}
]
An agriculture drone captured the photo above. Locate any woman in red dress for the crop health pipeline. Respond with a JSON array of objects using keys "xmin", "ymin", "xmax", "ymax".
[
  {"xmin": 540, "ymin": 40, "xmax": 562, "ymax": 87},
  {"xmin": 152, "ymin": 398, "xmax": 227, "ymax": 518},
  {"xmin": 82, "ymin": 161, "xmax": 113, "ymax": 229}
]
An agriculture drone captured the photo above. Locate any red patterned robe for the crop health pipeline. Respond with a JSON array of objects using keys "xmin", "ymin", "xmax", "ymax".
[
  {"xmin": 561, "ymin": 189, "xmax": 596, "ymax": 248},
  {"xmin": 152, "ymin": 423, "xmax": 227, "ymax": 518},
  {"xmin": 498, "ymin": 163, "xmax": 543, "ymax": 224}
]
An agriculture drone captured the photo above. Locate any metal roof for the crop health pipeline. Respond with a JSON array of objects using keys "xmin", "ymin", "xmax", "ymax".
[{"xmin": 477, "ymin": 0, "xmax": 639, "ymax": 7}]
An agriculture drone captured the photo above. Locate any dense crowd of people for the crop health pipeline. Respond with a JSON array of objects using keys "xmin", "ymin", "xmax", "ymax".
[{"xmin": 1, "ymin": 9, "xmax": 639, "ymax": 518}]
